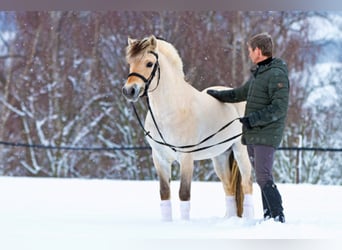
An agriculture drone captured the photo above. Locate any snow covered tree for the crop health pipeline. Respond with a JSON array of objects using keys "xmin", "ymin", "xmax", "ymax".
[{"xmin": 0, "ymin": 11, "xmax": 340, "ymax": 184}]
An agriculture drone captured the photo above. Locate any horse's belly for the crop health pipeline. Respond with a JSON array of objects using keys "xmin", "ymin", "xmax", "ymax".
[
  {"xmin": 192, "ymin": 141, "xmax": 235, "ymax": 160},
  {"xmin": 148, "ymin": 134, "xmax": 236, "ymax": 162}
]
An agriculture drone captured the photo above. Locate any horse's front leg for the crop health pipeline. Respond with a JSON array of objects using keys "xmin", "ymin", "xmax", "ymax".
[
  {"xmin": 152, "ymin": 151, "xmax": 173, "ymax": 221},
  {"xmin": 178, "ymin": 154, "xmax": 194, "ymax": 220}
]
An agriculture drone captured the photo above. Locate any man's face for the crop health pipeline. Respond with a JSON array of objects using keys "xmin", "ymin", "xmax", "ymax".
[{"xmin": 248, "ymin": 46, "xmax": 262, "ymax": 64}]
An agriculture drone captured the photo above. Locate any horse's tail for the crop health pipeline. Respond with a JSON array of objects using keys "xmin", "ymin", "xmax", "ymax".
[{"xmin": 229, "ymin": 151, "xmax": 244, "ymax": 217}]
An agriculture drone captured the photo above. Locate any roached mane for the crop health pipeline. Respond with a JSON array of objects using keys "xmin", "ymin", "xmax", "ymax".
[{"xmin": 126, "ymin": 36, "xmax": 184, "ymax": 78}]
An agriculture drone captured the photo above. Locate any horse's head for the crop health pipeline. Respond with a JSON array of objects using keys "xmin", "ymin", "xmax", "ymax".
[{"xmin": 122, "ymin": 35, "xmax": 159, "ymax": 102}]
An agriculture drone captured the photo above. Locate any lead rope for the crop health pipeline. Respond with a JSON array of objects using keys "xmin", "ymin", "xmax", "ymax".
[{"xmin": 132, "ymin": 100, "xmax": 243, "ymax": 153}]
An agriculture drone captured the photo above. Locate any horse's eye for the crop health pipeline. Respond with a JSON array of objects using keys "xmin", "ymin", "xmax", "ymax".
[{"xmin": 146, "ymin": 62, "xmax": 153, "ymax": 68}]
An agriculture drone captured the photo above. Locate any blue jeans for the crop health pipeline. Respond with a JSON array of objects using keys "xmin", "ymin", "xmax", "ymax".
[{"xmin": 247, "ymin": 144, "xmax": 275, "ymax": 189}]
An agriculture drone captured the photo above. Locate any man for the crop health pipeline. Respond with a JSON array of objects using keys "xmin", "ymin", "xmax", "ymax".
[{"xmin": 207, "ymin": 32, "xmax": 289, "ymax": 223}]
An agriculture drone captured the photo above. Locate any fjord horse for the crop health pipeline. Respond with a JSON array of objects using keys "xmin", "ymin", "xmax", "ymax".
[{"xmin": 122, "ymin": 35, "xmax": 253, "ymax": 221}]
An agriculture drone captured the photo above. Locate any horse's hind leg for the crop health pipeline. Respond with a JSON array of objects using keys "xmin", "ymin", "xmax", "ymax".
[
  {"xmin": 152, "ymin": 151, "xmax": 172, "ymax": 221},
  {"xmin": 212, "ymin": 150, "xmax": 238, "ymax": 217}
]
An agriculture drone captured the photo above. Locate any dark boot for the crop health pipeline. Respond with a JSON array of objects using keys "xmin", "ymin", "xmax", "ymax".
[
  {"xmin": 262, "ymin": 181, "xmax": 285, "ymax": 223},
  {"xmin": 262, "ymin": 192, "xmax": 272, "ymax": 220}
]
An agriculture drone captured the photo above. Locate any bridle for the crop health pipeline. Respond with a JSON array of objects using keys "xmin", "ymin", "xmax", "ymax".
[
  {"xmin": 127, "ymin": 51, "xmax": 242, "ymax": 153},
  {"xmin": 127, "ymin": 51, "xmax": 160, "ymax": 97}
]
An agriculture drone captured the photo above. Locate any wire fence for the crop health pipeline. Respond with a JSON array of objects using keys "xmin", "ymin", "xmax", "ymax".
[
  {"xmin": 1, "ymin": 140, "xmax": 342, "ymax": 152},
  {"xmin": 1, "ymin": 139, "xmax": 341, "ymax": 183},
  {"xmin": 0, "ymin": 140, "xmax": 151, "ymax": 151},
  {"xmin": 277, "ymin": 147, "xmax": 342, "ymax": 152}
]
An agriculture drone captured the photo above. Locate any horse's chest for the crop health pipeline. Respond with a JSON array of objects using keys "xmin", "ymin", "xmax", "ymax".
[{"xmin": 147, "ymin": 113, "xmax": 196, "ymax": 140}]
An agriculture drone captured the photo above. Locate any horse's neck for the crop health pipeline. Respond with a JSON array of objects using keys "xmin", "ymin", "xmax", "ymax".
[
  {"xmin": 148, "ymin": 61, "xmax": 195, "ymax": 119},
  {"xmin": 149, "ymin": 77, "xmax": 191, "ymax": 112}
]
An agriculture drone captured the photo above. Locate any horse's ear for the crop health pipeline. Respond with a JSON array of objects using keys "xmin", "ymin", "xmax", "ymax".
[
  {"xmin": 149, "ymin": 35, "xmax": 157, "ymax": 50},
  {"xmin": 128, "ymin": 37, "xmax": 136, "ymax": 45}
]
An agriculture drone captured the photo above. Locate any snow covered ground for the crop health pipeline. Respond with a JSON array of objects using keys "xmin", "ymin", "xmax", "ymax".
[{"xmin": 0, "ymin": 177, "xmax": 341, "ymax": 250}]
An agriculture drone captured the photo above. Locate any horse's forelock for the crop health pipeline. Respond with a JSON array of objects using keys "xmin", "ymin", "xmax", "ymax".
[{"xmin": 126, "ymin": 38, "xmax": 153, "ymax": 60}]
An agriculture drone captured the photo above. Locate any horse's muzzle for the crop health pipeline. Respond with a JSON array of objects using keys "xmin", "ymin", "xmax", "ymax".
[{"xmin": 122, "ymin": 83, "xmax": 143, "ymax": 102}]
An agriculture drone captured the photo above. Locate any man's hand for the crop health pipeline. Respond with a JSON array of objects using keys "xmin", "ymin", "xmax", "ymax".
[
  {"xmin": 239, "ymin": 117, "xmax": 252, "ymax": 130},
  {"xmin": 206, "ymin": 89, "xmax": 235, "ymax": 102},
  {"xmin": 207, "ymin": 89, "xmax": 223, "ymax": 99}
]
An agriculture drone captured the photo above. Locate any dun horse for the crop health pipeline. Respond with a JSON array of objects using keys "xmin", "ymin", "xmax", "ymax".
[{"xmin": 122, "ymin": 35, "xmax": 254, "ymax": 221}]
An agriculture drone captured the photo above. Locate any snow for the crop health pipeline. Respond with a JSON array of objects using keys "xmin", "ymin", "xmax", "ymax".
[
  {"xmin": 300, "ymin": 62, "xmax": 342, "ymax": 109},
  {"xmin": 307, "ymin": 14, "xmax": 342, "ymax": 41},
  {"xmin": 0, "ymin": 177, "xmax": 341, "ymax": 250},
  {"xmin": 306, "ymin": 84, "xmax": 338, "ymax": 108}
]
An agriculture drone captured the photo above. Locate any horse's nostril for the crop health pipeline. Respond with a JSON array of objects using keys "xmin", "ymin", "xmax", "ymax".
[
  {"xmin": 122, "ymin": 84, "xmax": 141, "ymax": 102},
  {"xmin": 129, "ymin": 86, "xmax": 136, "ymax": 96},
  {"xmin": 122, "ymin": 86, "xmax": 135, "ymax": 97}
]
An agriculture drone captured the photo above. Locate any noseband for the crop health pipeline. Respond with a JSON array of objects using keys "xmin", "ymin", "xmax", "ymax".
[{"xmin": 127, "ymin": 51, "xmax": 160, "ymax": 97}]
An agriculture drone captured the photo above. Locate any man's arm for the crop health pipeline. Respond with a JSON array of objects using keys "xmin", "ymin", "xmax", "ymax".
[{"xmin": 207, "ymin": 80, "xmax": 250, "ymax": 103}]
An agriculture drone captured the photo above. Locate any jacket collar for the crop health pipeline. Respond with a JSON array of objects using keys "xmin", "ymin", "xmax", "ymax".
[
  {"xmin": 257, "ymin": 57, "xmax": 273, "ymax": 66},
  {"xmin": 251, "ymin": 57, "xmax": 275, "ymax": 76}
]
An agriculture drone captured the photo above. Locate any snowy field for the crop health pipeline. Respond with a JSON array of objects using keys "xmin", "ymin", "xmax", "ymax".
[{"xmin": 0, "ymin": 177, "xmax": 341, "ymax": 250}]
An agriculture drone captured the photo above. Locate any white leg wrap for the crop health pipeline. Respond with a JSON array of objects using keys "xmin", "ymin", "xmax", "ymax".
[
  {"xmin": 225, "ymin": 196, "xmax": 237, "ymax": 218},
  {"xmin": 242, "ymin": 194, "xmax": 254, "ymax": 219},
  {"xmin": 180, "ymin": 201, "xmax": 191, "ymax": 220},
  {"xmin": 160, "ymin": 200, "xmax": 172, "ymax": 221}
]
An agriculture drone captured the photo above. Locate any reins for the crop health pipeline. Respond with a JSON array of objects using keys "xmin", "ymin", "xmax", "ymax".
[{"xmin": 128, "ymin": 51, "xmax": 243, "ymax": 153}]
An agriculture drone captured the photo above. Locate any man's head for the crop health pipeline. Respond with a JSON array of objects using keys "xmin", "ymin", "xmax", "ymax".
[{"xmin": 247, "ymin": 32, "xmax": 273, "ymax": 64}]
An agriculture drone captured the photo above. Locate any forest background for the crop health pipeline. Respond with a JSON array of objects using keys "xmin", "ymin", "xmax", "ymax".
[{"xmin": 0, "ymin": 11, "xmax": 341, "ymax": 184}]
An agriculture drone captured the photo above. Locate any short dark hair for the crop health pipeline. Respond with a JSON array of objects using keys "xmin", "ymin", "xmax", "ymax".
[{"xmin": 248, "ymin": 32, "xmax": 273, "ymax": 57}]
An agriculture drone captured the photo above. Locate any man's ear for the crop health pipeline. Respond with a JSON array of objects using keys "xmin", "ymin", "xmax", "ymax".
[{"xmin": 256, "ymin": 47, "xmax": 262, "ymax": 56}]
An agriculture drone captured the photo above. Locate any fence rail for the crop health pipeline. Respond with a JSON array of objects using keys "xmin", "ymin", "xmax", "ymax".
[{"xmin": 1, "ymin": 140, "xmax": 341, "ymax": 152}]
